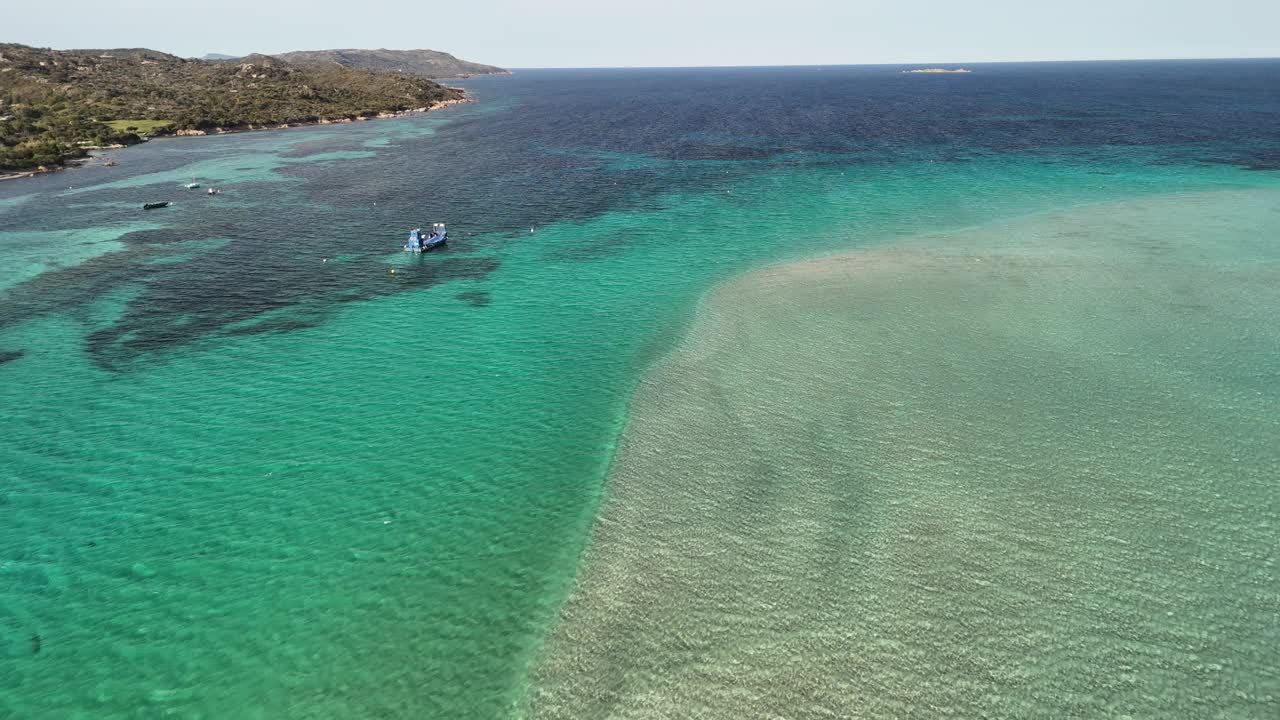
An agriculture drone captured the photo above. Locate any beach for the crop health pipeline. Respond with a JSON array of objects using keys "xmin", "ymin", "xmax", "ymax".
[{"xmin": 527, "ymin": 188, "xmax": 1280, "ymax": 718}]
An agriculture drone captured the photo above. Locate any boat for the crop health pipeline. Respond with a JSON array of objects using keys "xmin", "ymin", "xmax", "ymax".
[
  {"xmin": 143, "ymin": 201, "xmax": 170, "ymax": 210},
  {"xmin": 404, "ymin": 223, "xmax": 448, "ymax": 253},
  {"xmin": 185, "ymin": 176, "xmax": 200, "ymax": 190},
  {"xmin": 207, "ymin": 187, "xmax": 220, "ymax": 195}
]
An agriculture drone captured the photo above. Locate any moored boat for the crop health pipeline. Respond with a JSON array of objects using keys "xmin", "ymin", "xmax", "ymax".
[
  {"xmin": 143, "ymin": 201, "xmax": 170, "ymax": 210},
  {"xmin": 404, "ymin": 223, "xmax": 448, "ymax": 253}
]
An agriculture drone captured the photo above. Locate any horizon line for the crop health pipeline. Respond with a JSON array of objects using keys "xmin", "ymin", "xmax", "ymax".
[
  {"xmin": 6, "ymin": 42, "xmax": 1278, "ymax": 68},
  {"xmin": 499, "ymin": 55, "xmax": 1279, "ymax": 71}
]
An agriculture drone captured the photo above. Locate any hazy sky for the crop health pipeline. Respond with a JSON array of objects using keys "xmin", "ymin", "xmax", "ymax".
[{"xmin": 6, "ymin": 0, "xmax": 1278, "ymax": 68}]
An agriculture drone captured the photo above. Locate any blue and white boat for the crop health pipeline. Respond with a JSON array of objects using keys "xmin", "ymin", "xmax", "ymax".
[{"xmin": 405, "ymin": 223, "xmax": 448, "ymax": 253}]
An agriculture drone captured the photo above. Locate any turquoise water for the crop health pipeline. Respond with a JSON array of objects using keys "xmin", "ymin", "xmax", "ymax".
[
  {"xmin": 0, "ymin": 224, "xmax": 159, "ymax": 292},
  {"xmin": 529, "ymin": 188, "xmax": 1280, "ymax": 718},
  {"xmin": 2, "ymin": 64, "xmax": 1279, "ymax": 717}
]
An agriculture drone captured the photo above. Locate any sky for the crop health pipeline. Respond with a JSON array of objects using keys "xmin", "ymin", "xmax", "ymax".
[{"xmin": 4, "ymin": 0, "xmax": 1278, "ymax": 68}]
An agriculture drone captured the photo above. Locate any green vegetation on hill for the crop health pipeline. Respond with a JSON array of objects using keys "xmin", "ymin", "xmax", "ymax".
[
  {"xmin": 0, "ymin": 44, "xmax": 464, "ymax": 173},
  {"xmin": 271, "ymin": 48, "xmax": 507, "ymax": 79},
  {"xmin": 103, "ymin": 119, "xmax": 174, "ymax": 136}
]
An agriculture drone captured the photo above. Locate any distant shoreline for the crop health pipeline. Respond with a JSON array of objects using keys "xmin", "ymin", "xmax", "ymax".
[
  {"xmin": 902, "ymin": 67, "xmax": 972, "ymax": 74},
  {"xmin": 0, "ymin": 97, "xmax": 471, "ymax": 182},
  {"xmin": 165, "ymin": 96, "xmax": 470, "ymax": 137}
]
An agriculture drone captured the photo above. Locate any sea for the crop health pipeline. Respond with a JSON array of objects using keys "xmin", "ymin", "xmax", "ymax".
[{"xmin": 1, "ymin": 61, "xmax": 1277, "ymax": 719}]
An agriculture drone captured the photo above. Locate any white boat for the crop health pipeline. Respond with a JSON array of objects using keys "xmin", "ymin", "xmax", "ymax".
[{"xmin": 185, "ymin": 176, "xmax": 200, "ymax": 189}]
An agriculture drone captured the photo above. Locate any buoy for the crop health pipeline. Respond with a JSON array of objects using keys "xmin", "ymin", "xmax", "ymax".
[{"xmin": 390, "ymin": 268, "xmax": 396, "ymax": 274}]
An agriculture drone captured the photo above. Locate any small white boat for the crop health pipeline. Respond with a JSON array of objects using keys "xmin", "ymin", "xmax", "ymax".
[{"xmin": 185, "ymin": 176, "xmax": 200, "ymax": 190}]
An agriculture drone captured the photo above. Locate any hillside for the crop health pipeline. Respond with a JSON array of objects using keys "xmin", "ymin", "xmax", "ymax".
[
  {"xmin": 272, "ymin": 48, "xmax": 507, "ymax": 79},
  {"xmin": 0, "ymin": 44, "xmax": 463, "ymax": 173}
]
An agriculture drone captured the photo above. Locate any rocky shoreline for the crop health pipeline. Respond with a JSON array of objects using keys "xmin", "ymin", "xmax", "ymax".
[
  {"xmin": 0, "ymin": 97, "xmax": 471, "ymax": 182},
  {"xmin": 167, "ymin": 96, "xmax": 471, "ymax": 136}
]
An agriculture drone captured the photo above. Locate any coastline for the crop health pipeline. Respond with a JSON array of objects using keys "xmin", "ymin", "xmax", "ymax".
[
  {"xmin": 526, "ymin": 187, "xmax": 1280, "ymax": 718},
  {"xmin": 0, "ymin": 97, "xmax": 471, "ymax": 182},
  {"xmin": 166, "ymin": 96, "xmax": 472, "ymax": 137}
]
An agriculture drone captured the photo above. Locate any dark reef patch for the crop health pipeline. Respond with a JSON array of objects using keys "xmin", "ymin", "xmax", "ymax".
[
  {"xmin": 79, "ymin": 250, "xmax": 502, "ymax": 368},
  {"xmin": 0, "ymin": 350, "xmax": 24, "ymax": 365},
  {"xmin": 455, "ymin": 290, "xmax": 491, "ymax": 306},
  {"xmin": 0, "ymin": 247, "xmax": 159, "ymax": 331}
]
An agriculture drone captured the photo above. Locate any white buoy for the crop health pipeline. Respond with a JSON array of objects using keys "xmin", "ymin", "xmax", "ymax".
[{"xmin": 530, "ymin": 227, "xmax": 535, "ymax": 234}]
